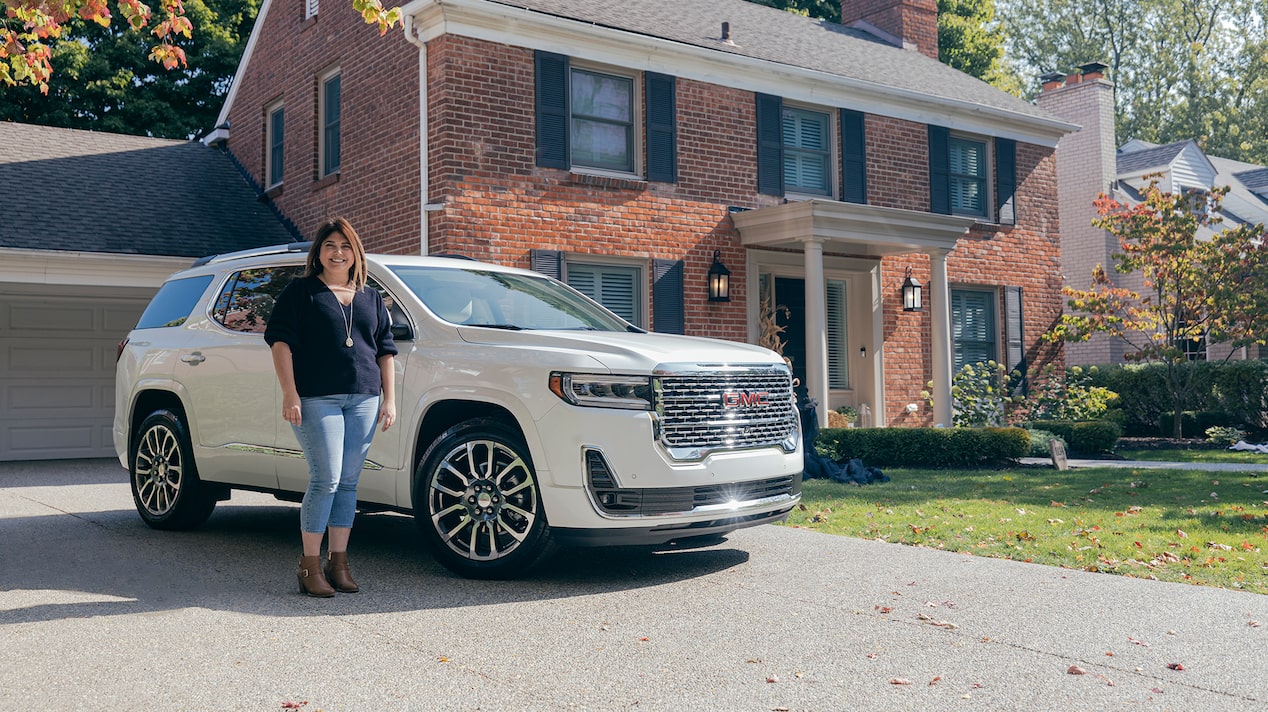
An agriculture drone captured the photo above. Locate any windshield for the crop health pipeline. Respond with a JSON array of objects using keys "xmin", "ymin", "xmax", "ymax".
[{"xmin": 388, "ymin": 265, "xmax": 634, "ymax": 331}]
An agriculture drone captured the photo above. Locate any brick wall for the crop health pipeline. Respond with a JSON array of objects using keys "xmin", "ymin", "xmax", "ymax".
[
  {"xmin": 840, "ymin": 0, "xmax": 939, "ymax": 59},
  {"xmin": 223, "ymin": 0, "xmax": 420, "ymax": 252}
]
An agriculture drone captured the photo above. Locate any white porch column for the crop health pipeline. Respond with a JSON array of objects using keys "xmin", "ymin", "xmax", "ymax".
[
  {"xmin": 929, "ymin": 249, "xmax": 953, "ymax": 427},
  {"xmin": 802, "ymin": 238, "xmax": 829, "ymax": 427}
]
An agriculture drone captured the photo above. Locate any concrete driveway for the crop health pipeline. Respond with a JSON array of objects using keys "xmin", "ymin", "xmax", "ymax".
[{"xmin": 3, "ymin": 459, "xmax": 1265, "ymax": 711}]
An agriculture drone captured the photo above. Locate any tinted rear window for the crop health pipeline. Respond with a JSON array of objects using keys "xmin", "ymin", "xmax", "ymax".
[{"xmin": 136, "ymin": 275, "xmax": 214, "ymax": 329}]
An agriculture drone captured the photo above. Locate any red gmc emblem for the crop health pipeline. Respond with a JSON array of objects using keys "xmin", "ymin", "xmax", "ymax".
[{"xmin": 722, "ymin": 391, "xmax": 770, "ymax": 408}]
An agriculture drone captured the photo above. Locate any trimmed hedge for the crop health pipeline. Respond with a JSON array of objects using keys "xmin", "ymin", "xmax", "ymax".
[
  {"xmin": 815, "ymin": 427, "xmax": 1029, "ymax": 468},
  {"xmin": 1086, "ymin": 361, "xmax": 1268, "ymax": 436},
  {"xmin": 1020, "ymin": 420, "xmax": 1121, "ymax": 454}
]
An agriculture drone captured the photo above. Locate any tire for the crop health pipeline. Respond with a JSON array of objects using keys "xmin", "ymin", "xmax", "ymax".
[
  {"xmin": 130, "ymin": 409, "xmax": 217, "ymax": 531},
  {"xmin": 413, "ymin": 417, "xmax": 553, "ymax": 579}
]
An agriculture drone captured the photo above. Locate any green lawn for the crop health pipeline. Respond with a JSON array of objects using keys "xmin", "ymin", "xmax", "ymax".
[
  {"xmin": 785, "ymin": 466, "xmax": 1268, "ymax": 595},
  {"xmin": 1114, "ymin": 448, "xmax": 1268, "ymax": 465}
]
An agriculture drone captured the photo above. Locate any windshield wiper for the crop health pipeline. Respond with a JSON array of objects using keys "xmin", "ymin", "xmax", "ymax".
[{"xmin": 465, "ymin": 323, "xmax": 524, "ymax": 330}]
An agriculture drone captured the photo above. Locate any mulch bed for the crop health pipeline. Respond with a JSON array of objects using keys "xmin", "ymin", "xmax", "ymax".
[{"xmin": 1115, "ymin": 437, "xmax": 1221, "ymax": 451}]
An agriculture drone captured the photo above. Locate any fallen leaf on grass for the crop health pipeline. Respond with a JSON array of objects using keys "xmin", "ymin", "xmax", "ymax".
[
  {"xmin": 1167, "ymin": 663, "xmax": 1185, "ymax": 671},
  {"xmin": 1067, "ymin": 665, "xmax": 1086, "ymax": 675},
  {"xmin": 1176, "ymin": 529, "xmax": 1188, "ymax": 539},
  {"xmin": 889, "ymin": 678, "xmax": 912, "ymax": 685}
]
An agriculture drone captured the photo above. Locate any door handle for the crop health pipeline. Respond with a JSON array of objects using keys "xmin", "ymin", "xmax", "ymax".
[{"xmin": 181, "ymin": 352, "xmax": 206, "ymax": 365}]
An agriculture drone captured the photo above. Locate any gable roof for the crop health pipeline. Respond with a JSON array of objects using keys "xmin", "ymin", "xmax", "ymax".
[
  {"xmin": 486, "ymin": 0, "xmax": 1052, "ymax": 123},
  {"xmin": 1235, "ymin": 167, "xmax": 1268, "ymax": 196},
  {"xmin": 1116, "ymin": 139, "xmax": 1193, "ymax": 174},
  {"xmin": 0, "ymin": 122, "xmax": 296, "ymax": 258}
]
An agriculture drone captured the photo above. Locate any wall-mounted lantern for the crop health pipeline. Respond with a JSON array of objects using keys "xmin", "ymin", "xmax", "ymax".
[
  {"xmin": 707, "ymin": 250, "xmax": 731, "ymax": 302},
  {"xmin": 902, "ymin": 267, "xmax": 923, "ymax": 312}
]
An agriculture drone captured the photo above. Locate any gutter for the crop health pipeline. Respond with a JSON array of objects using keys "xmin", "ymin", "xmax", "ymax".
[{"xmin": 403, "ymin": 11, "xmax": 433, "ymax": 256}]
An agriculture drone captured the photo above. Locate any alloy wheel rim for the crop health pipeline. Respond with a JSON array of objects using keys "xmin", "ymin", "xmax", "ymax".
[
  {"xmin": 134, "ymin": 425, "xmax": 182, "ymax": 516},
  {"xmin": 428, "ymin": 439, "xmax": 537, "ymax": 561}
]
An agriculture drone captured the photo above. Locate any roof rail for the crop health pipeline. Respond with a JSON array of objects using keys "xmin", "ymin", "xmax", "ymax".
[{"xmin": 192, "ymin": 241, "xmax": 311, "ymax": 267}]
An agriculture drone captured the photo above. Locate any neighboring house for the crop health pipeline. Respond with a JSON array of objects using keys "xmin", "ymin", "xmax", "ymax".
[
  {"xmin": 212, "ymin": 0, "xmax": 1077, "ymax": 427},
  {"xmin": 0, "ymin": 122, "xmax": 296, "ymax": 461},
  {"xmin": 1038, "ymin": 68, "xmax": 1268, "ymax": 365}
]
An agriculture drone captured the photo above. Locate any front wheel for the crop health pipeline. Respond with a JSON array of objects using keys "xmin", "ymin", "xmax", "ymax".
[
  {"xmin": 413, "ymin": 418, "xmax": 553, "ymax": 579},
  {"xmin": 130, "ymin": 409, "xmax": 217, "ymax": 530}
]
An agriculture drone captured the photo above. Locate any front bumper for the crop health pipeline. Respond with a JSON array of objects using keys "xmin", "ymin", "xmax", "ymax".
[{"xmin": 550, "ymin": 504, "xmax": 797, "ymax": 547}]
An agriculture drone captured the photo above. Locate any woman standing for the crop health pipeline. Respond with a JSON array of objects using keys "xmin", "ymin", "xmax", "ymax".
[{"xmin": 265, "ymin": 217, "xmax": 397, "ymax": 597}]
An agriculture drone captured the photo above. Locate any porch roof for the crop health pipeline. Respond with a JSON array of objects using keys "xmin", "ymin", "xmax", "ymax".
[{"xmin": 730, "ymin": 200, "xmax": 976, "ymax": 256}]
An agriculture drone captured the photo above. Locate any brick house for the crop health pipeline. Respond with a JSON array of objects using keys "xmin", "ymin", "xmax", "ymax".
[
  {"xmin": 1038, "ymin": 65, "xmax": 1268, "ymax": 365},
  {"xmin": 211, "ymin": 0, "xmax": 1075, "ymax": 426}
]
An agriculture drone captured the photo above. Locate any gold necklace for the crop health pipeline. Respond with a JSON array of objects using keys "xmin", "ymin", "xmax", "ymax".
[{"xmin": 338, "ymin": 291, "xmax": 354, "ymax": 348}]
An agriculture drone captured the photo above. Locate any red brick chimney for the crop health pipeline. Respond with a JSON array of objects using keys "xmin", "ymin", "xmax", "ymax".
[{"xmin": 841, "ymin": 0, "xmax": 939, "ymax": 60}]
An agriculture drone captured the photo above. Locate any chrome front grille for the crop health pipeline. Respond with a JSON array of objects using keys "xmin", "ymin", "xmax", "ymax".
[{"xmin": 655, "ymin": 366, "xmax": 798, "ymax": 454}]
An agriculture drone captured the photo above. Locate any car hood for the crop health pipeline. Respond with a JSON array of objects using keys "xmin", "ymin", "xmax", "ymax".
[{"xmin": 455, "ymin": 327, "xmax": 785, "ymax": 373}]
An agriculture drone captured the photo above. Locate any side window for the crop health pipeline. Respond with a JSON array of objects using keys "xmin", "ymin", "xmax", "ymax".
[
  {"xmin": 565, "ymin": 262, "xmax": 642, "ymax": 327},
  {"xmin": 212, "ymin": 267, "xmax": 303, "ymax": 333},
  {"xmin": 136, "ymin": 275, "xmax": 214, "ymax": 329},
  {"xmin": 951, "ymin": 288, "xmax": 998, "ymax": 370},
  {"xmin": 265, "ymin": 101, "xmax": 284, "ymax": 188}
]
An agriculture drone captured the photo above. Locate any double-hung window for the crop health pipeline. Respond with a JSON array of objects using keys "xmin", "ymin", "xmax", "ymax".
[
  {"xmin": 570, "ymin": 68, "xmax": 635, "ymax": 174},
  {"xmin": 265, "ymin": 102, "xmax": 284, "ymax": 188},
  {"xmin": 319, "ymin": 69, "xmax": 341, "ymax": 177},
  {"xmin": 951, "ymin": 288, "xmax": 998, "ymax": 370},
  {"xmin": 782, "ymin": 106, "xmax": 832, "ymax": 196},
  {"xmin": 949, "ymin": 136, "xmax": 987, "ymax": 217}
]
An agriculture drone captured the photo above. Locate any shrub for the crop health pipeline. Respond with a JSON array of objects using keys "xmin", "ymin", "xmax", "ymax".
[
  {"xmin": 1020, "ymin": 420, "xmax": 1121, "ymax": 454},
  {"xmin": 923, "ymin": 360, "xmax": 1022, "ymax": 428},
  {"xmin": 1205, "ymin": 426, "xmax": 1246, "ymax": 446},
  {"xmin": 815, "ymin": 426, "xmax": 1029, "ymax": 468},
  {"xmin": 1086, "ymin": 361, "xmax": 1268, "ymax": 436},
  {"xmin": 1157, "ymin": 411, "xmax": 1234, "ymax": 438},
  {"xmin": 1025, "ymin": 429, "xmax": 1066, "ymax": 457},
  {"xmin": 1027, "ymin": 364, "xmax": 1118, "ymax": 421}
]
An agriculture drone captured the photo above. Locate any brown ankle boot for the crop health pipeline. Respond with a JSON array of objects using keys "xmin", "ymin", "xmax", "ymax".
[
  {"xmin": 324, "ymin": 551, "xmax": 359, "ymax": 593},
  {"xmin": 297, "ymin": 554, "xmax": 335, "ymax": 597}
]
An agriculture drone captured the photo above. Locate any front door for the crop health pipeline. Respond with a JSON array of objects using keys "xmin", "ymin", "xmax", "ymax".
[{"xmin": 773, "ymin": 277, "xmax": 807, "ymax": 392}]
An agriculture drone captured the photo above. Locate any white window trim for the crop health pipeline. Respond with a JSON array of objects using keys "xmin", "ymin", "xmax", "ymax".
[
  {"xmin": 305, "ymin": 0, "xmax": 318, "ymax": 20},
  {"xmin": 567, "ymin": 59, "xmax": 642, "ymax": 180},
  {"xmin": 562, "ymin": 254, "xmax": 647, "ymax": 328},
  {"xmin": 318, "ymin": 66, "xmax": 341, "ymax": 179},
  {"xmin": 264, "ymin": 99, "xmax": 284, "ymax": 189},
  {"xmin": 781, "ymin": 101, "xmax": 837, "ymax": 201},
  {"xmin": 948, "ymin": 131, "xmax": 994, "ymax": 221}
]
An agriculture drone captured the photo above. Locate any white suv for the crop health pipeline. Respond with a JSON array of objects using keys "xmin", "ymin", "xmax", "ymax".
[{"xmin": 115, "ymin": 244, "xmax": 803, "ymax": 578}]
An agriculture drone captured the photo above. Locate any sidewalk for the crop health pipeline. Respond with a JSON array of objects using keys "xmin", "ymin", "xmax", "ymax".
[{"xmin": 1019, "ymin": 456, "xmax": 1268, "ymax": 472}]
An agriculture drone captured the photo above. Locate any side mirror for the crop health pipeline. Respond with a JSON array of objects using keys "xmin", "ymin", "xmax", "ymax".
[{"xmin": 391, "ymin": 322, "xmax": 413, "ymax": 341}]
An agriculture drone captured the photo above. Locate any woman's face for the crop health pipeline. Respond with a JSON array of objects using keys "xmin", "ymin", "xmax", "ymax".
[{"xmin": 319, "ymin": 233, "xmax": 355, "ymax": 278}]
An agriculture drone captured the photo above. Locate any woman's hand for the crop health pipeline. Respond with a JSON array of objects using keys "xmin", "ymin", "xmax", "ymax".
[
  {"xmin": 379, "ymin": 400, "xmax": 396, "ymax": 432},
  {"xmin": 282, "ymin": 393, "xmax": 302, "ymax": 426}
]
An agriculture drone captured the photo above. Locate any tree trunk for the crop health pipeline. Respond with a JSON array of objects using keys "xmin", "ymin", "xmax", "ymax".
[{"xmin": 1171, "ymin": 408, "xmax": 1184, "ymax": 438}]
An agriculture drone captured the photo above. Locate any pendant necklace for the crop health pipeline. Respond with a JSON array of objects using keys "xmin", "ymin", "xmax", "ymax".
[{"xmin": 338, "ymin": 291, "xmax": 354, "ymax": 348}]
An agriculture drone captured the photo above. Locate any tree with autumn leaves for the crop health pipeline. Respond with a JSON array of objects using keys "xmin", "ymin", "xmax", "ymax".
[
  {"xmin": 1049, "ymin": 178, "xmax": 1268, "ymax": 437},
  {"xmin": 0, "ymin": 0, "xmax": 399, "ymax": 93}
]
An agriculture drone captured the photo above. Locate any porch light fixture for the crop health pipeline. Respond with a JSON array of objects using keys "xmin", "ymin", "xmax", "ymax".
[
  {"xmin": 902, "ymin": 267, "xmax": 923, "ymax": 312},
  {"xmin": 707, "ymin": 250, "xmax": 731, "ymax": 302}
]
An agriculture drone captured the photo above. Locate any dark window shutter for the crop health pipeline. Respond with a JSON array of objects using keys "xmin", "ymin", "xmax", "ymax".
[
  {"xmin": 756, "ymin": 93, "xmax": 784, "ymax": 196},
  {"xmin": 1004, "ymin": 286, "xmax": 1026, "ymax": 393},
  {"xmin": 652, "ymin": 259, "xmax": 684, "ymax": 334},
  {"xmin": 995, "ymin": 138, "xmax": 1017, "ymax": 225},
  {"xmin": 535, "ymin": 51, "xmax": 569, "ymax": 169},
  {"xmin": 530, "ymin": 249, "xmax": 563, "ymax": 280},
  {"xmin": 645, "ymin": 73, "xmax": 677, "ymax": 183},
  {"xmin": 928, "ymin": 125, "xmax": 950, "ymax": 215},
  {"xmin": 840, "ymin": 109, "xmax": 866, "ymax": 204}
]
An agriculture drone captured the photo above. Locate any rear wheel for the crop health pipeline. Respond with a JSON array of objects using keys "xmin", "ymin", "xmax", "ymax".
[
  {"xmin": 414, "ymin": 418, "xmax": 553, "ymax": 579},
  {"xmin": 130, "ymin": 409, "xmax": 217, "ymax": 530}
]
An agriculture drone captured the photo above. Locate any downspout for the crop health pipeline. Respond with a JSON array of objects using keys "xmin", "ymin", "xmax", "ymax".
[{"xmin": 404, "ymin": 13, "xmax": 430, "ymax": 255}]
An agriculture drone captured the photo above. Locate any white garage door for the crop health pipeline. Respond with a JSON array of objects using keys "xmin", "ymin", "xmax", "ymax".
[{"xmin": 0, "ymin": 287, "xmax": 151, "ymax": 461}]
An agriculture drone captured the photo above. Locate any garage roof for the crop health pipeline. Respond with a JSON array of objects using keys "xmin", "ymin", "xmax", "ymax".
[{"xmin": 0, "ymin": 122, "xmax": 298, "ymax": 258}]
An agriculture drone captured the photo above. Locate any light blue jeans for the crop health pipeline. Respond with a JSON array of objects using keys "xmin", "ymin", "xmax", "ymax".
[{"xmin": 293, "ymin": 393, "xmax": 380, "ymax": 534}]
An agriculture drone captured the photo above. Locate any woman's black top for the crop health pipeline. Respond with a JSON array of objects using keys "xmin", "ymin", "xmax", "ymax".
[{"xmin": 265, "ymin": 275, "xmax": 398, "ymax": 398}]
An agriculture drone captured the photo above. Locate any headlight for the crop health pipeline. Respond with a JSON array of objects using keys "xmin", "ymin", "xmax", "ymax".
[{"xmin": 549, "ymin": 373, "xmax": 654, "ymax": 410}]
